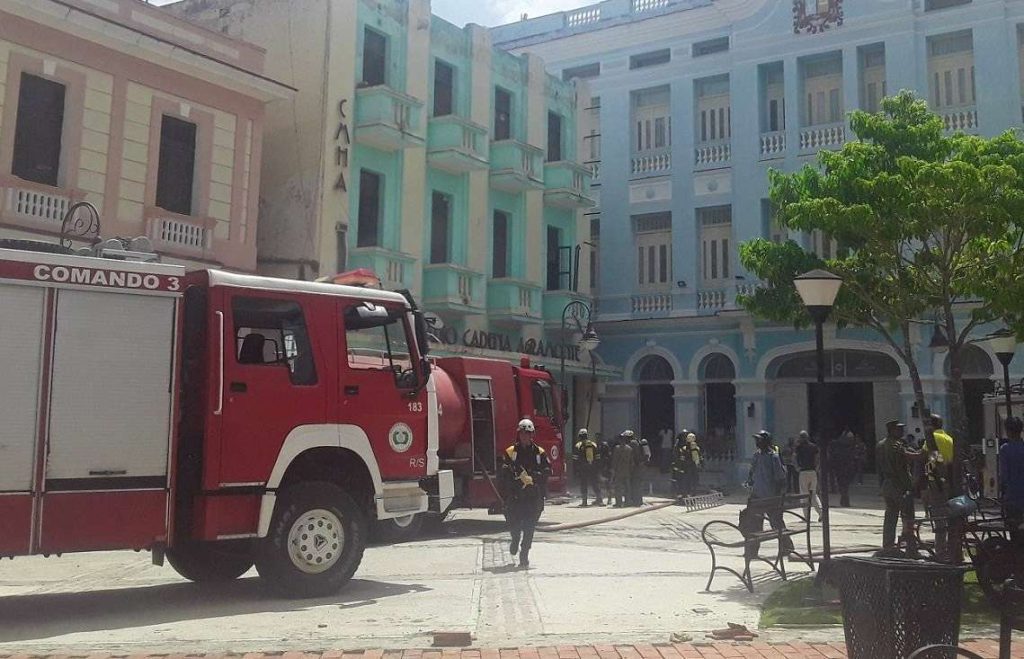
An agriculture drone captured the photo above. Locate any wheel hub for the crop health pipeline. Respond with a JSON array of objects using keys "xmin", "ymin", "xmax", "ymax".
[{"xmin": 287, "ymin": 508, "xmax": 344, "ymax": 574}]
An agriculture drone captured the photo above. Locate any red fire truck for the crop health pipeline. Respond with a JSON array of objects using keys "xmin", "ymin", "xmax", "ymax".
[{"xmin": 0, "ymin": 242, "xmax": 564, "ymax": 595}]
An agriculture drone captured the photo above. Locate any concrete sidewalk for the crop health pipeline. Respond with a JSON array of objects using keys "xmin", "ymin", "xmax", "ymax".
[{"xmin": 2, "ymin": 640, "xmax": 1023, "ymax": 659}]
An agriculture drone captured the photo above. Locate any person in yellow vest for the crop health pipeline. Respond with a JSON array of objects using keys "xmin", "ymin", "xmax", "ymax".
[
  {"xmin": 573, "ymin": 429, "xmax": 603, "ymax": 507},
  {"xmin": 500, "ymin": 418, "xmax": 551, "ymax": 568},
  {"xmin": 923, "ymin": 413, "xmax": 955, "ymax": 561}
]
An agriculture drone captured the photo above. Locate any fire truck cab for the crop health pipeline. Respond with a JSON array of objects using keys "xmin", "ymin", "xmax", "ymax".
[{"xmin": 0, "ymin": 245, "xmax": 453, "ymax": 598}]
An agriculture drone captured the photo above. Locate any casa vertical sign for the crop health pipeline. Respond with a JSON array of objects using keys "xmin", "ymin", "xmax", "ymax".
[{"xmin": 334, "ymin": 98, "xmax": 350, "ymax": 192}]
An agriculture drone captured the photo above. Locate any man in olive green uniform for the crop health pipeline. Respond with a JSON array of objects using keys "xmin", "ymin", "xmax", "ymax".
[
  {"xmin": 611, "ymin": 431, "xmax": 635, "ymax": 507},
  {"xmin": 876, "ymin": 420, "xmax": 920, "ymax": 553},
  {"xmin": 573, "ymin": 429, "xmax": 603, "ymax": 507}
]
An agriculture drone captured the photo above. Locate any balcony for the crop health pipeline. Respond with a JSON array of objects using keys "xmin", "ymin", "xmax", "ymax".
[
  {"xmin": 487, "ymin": 278, "xmax": 543, "ymax": 326},
  {"xmin": 348, "ymin": 246, "xmax": 417, "ymax": 290},
  {"xmin": 422, "ymin": 263, "xmax": 486, "ymax": 316},
  {"xmin": 798, "ymin": 122, "xmax": 846, "ymax": 154},
  {"xmin": 759, "ymin": 131, "xmax": 786, "ymax": 160},
  {"xmin": 694, "ymin": 140, "xmax": 731, "ymax": 170},
  {"xmin": 631, "ymin": 148, "xmax": 671, "ymax": 178},
  {"xmin": 354, "ymin": 85, "xmax": 425, "ymax": 152},
  {"xmin": 940, "ymin": 106, "xmax": 978, "ymax": 133},
  {"xmin": 490, "ymin": 141, "xmax": 544, "ymax": 192},
  {"xmin": 631, "ymin": 292, "xmax": 673, "ymax": 316},
  {"xmin": 147, "ymin": 210, "xmax": 213, "ymax": 257},
  {"xmin": 427, "ymin": 116, "xmax": 489, "ymax": 173},
  {"xmin": 541, "ymin": 289, "xmax": 591, "ymax": 327},
  {"xmin": 0, "ymin": 178, "xmax": 80, "ymax": 234},
  {"xmin": 543, "ymin": 161, "xmax": 595, "ymax": 209},
  {"xmin": 696, "ymin": 281, "xmax": 762, "ymax": 314}
]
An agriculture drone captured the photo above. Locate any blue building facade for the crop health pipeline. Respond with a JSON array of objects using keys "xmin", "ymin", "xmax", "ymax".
[{"xmin": 493, "ymin": 0, "xmax": 1024, "ymax": 480}]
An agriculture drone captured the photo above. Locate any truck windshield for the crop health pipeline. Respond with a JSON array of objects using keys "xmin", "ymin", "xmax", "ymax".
[
  {"xmin": 343, "ymin": 302, "xmax": 416, "ymax": 388},
  {"xmin": 531, "ymin": 379, "xmax": 555, "ymax": 419}
]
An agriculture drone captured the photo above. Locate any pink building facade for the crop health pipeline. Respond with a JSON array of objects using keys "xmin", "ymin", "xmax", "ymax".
[{"xmin": 0, "ymin": 0, "xmax": 291, "ymax": 270}]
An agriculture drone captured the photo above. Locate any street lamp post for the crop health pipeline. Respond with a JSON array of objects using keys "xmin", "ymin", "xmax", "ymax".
[
  {"xmin": 794, "ymin": 269, "xmax": 843, "ymax": 563},
  {"xmin": 987, "ymin": 328, "xmax": 1018, "ymax": 423},
  {"xmin": 559, "ymin": 300, "xmax": 600, "ymax": 434}
]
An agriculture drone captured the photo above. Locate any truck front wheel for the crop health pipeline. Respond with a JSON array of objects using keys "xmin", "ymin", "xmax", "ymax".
[
  {"xmin": 255, "ymin": 482, "xmax": 366, "ymax": 598},
  {"xmin": 166, "ymin": 542, "xmax": 254, "ymax": 583}
]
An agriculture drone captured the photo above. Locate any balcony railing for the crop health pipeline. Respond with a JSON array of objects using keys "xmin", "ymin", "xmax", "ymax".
[
  {"xmin": 760, "ymin": 131, "xmax": 786, "ymax": 159},
  {"xmin": 940, "ymin": 106, "xmax": 978, "ymax": 132},
  {"xmin": 695, "ymin": 140, "xmax": 731, "ymax": 169},
  {"xmin": 149, "ymin": 215, "xmax": 211, "ymax": 254},
  {"xmin": 585, "ymin": 160, "xmax": 600, "ymax": 183},
  {"xmin": 427, "ymin": 115, "xmax": 489, "ymax": 173},
  {"xmin": 423, "ymin": 263, "xmax": 486, "ymax": 315},
  {"xmin": 631, "ymin": 148, "xmax": 671, "ymax": 177},
  {"xmin": 631, "ymin": 292, "xmax": 672, "ymax": 315},
  {"xmin": 799, "ymin": 122, "xmax": 846, "ymax": 153},
  {"xmin": 1, "ymin": 183, "xmax": 72, "ymax": 229},
  {"xmin": 696, "ymin": 282, "xmax": 763, "ymax": 313},
  {"xmin": 348, "ymin": 246, "xmax": 417, "ymax": 290},
  {"xmin": 543, "ymin": 161, "xmax": 594, "ymax": 209},
  {"xmin": 542, "ymin": 289, "xmax": 591, "ymax": 325},
  {"xmin": 354, "ymin": 85, "xmax": 425, "ymax": 151},
  {"xmin": 490, "ymin": 140, "xmax": 544, "ymax": 192},
  {"xmin": 488, "ymin": 278, "xmax": 543, "ymax": 325}
]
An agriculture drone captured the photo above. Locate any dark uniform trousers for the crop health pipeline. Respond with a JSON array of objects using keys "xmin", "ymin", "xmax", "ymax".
[
  {"xmin": 882, "ymin": 490, "xmax": 916, "ymax": 549},
  {"xmin": 506, "ymin": 494, "xmax": 544, "ymax": 554},
  {"xmin": 578, "ymin": 464, "xmax": 601, "ymax": 504},
  {"xmin": 502, "ymin": 443, "xmax": 550, "ymax": 560}
]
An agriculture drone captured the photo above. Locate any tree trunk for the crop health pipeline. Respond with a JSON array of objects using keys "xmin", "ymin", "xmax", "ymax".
[{"xmin": 901, "ymin": 323, "xmax": 928, "ymax": 426}]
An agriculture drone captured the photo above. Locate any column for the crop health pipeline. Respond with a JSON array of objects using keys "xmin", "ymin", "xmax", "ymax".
[
  {"xmin": 670, "ymin": 78, "xmax": 697, "ymax": 312},
  {"xmin": 842, "ymin": 46, "xmax": 860, "ymax": 116},
  {"xmin": 973, "ymin": 20, "xmax": 1020, "ymax": 134},
  {"xmin": 730, "ymin": 65, "xmax": 761, "ymax": 269},
  {"xmin": 782, "ymin": 56, "xmax": 801, "ymax": 171},
  {"xmin": 597, "ymin": 89, "xmax": 632, "ymax": 316},
  {"xmin": 466, "ymin": 25, "xmax": 492, "ymax": 280},
  {"xmin": 735, "ymin": 380, "xmax": 767, "ymax": 483},
  {"xmin": 602, "ymin": 382, "xmax": 638, "ymax": 435}
]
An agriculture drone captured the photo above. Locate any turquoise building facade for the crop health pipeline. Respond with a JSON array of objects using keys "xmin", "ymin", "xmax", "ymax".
[{"xmin": 492, "ymin": 0, "xmax": 1024, "ymax": 479}]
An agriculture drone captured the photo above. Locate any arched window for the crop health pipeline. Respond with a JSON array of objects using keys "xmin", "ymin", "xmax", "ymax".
[
  {"xmin": 700, "ymin": 353, "xmax": 736, "ymax": 381},
  {"xmin": 636, "ymin": 355, "xmax": 674, "ymax": 383}
]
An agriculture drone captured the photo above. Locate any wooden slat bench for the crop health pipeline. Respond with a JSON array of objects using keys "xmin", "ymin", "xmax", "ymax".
[{"xmin": 701, "ymin": 493, "xmax": 815, "ymax": 592}]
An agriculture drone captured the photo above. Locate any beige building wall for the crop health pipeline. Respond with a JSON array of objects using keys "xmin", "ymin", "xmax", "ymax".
[{"xmin": 0, "ymin": 0, "xmax": 288, "ymax": 271}]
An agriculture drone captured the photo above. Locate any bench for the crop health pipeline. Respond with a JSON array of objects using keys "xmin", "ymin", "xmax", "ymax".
[{"xmin": 701, "ymin": 493, "xmax": 815, "ymax": 592}]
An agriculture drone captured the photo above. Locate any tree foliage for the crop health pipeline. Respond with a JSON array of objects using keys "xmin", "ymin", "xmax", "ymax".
[{"xmin": 740, "ymin": 90, "xmax": 1024, "ymax": 443}]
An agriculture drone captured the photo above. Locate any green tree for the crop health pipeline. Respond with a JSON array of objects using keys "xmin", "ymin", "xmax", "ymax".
[{"xmin": 740, "ymin": 90, "xmax": 1024, "ymax": 449}]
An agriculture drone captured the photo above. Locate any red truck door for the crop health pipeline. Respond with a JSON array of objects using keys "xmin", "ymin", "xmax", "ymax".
[
  {"xmin": 337, "ymin": 298, "xmax": 428, "ymax": 480},
  {"xmin": 39, "ymin": 288, "xmax": 177, "ymax": 553},
  {"xmin": 216, "ymin": 291, "xmax": 328, "ymax": 488},
  {"xmin": 517, "ymin": 373, "xmax": 565, "ymax": 488}
]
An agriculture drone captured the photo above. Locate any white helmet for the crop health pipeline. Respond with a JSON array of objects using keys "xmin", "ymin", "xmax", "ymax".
[{"xmin": 518, "ymin": 418, "xmax": 536, "ymax": 432}]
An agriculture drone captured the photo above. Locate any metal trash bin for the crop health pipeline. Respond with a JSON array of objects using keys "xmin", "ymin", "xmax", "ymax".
[{"xmin": 823, "ymin": 556, "xmax": 970, "ymax": 659}]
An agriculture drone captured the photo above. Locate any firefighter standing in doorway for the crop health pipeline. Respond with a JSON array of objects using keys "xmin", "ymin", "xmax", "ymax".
[
  {"xmin": 501, "ymin": 418, "xmax": 551, "ymax": 568},
  {"xmin": 574, "ymin": 429, "xmax": 603, "ymax": 507},
  {"xmin": 611, "ymin": 431, "xmax": 635, "ymax": 507}
]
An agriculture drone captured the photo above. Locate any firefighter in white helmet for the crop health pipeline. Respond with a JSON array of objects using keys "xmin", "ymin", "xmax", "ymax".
[{"xmin": 500, "ymin": 418, "xmax": 551, "ymax": 568}]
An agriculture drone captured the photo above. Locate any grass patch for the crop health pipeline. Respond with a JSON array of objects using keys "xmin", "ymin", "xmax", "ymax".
[
  {"xmin": 761, "ymin": 571, "xmax": 1000, "ymax": 628},
  {"xmin": 760, "ymin": 578, "xmax": 842, "ymax": 627}
]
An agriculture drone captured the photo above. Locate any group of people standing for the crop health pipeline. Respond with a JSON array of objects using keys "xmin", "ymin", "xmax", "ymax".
[
  {"xmin": 572, "ymin": 429, "xmax": 706, "ymax": 506},
  {"xmin": 572, "ymin": 429, "xmax": 650, "ymax": 507}
]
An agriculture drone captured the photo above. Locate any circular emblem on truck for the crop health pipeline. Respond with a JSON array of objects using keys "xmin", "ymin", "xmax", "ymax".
[
  {"xmin": 550, "ymin": 445, "xmax": 560, "ymax": 461},
  {"xmin": 388, "ymin": 422, "xmax": 414, "ymax": 453}
]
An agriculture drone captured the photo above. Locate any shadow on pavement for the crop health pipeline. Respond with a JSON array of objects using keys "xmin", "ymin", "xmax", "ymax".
[{"xmin": 0, "ymin": 577, "xmax": 430, "ymax": 643}]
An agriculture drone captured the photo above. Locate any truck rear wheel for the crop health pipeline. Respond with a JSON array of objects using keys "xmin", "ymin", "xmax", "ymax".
[
  {"xmin": 372, "ymin": 513, "xmax": 425, "ymax": 543},
  {"xmin": 166, "ymin": 542, "xmax": 254, "ymax": 583},
  {"xmin": 255, "ymin": 482, "xmax": 366, "ymax": 598}
]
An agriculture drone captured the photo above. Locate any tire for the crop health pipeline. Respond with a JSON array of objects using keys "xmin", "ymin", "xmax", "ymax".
[
  {"xmin": 255, "ymin": 482, "xmax": 366, "ymax": 598},
  {"xmin": 371, "ymin": 512, "xmax": 425, "ymax": 544},
  {"xmin": 166, "ymin": 542, "xmax": 254, "ymax": 583}
]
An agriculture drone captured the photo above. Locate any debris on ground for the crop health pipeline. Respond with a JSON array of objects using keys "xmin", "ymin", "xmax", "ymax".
[
  {"xmin": 706, "ymin": 623, "xmax": 759, "ymax": 642},
  {"xmin": 669, "ymin": 632, "xmax": 693, "ymax": 643}
]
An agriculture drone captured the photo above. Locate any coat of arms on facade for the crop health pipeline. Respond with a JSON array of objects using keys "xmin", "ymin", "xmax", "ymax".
[{"xmin": 793, "ymin": 0, "xmax": 844, "ymax": 34}]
